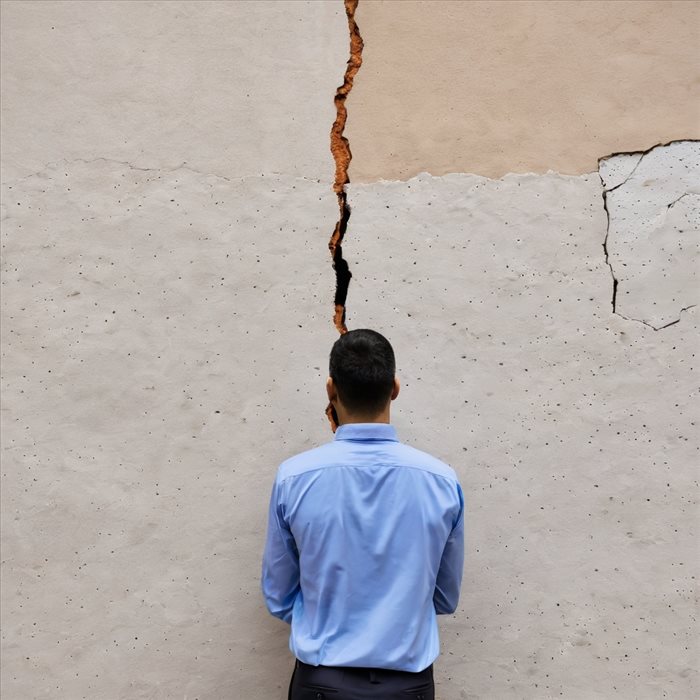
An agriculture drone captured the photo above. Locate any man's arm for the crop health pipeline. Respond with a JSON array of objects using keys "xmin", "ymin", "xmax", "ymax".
[
  {"xmin": 433, "ymin": 483, "xmax": 465, "ymax": 615},
  {"xmin": 261, "ymin": 478, "xmax": 300, "ymax": 623}
]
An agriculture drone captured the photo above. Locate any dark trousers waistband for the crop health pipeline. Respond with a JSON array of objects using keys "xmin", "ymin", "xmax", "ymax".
[
  {"xmin": 297, "ymin": 659, "xmax": 433, "ymax": 678},
  {"xmin": 290, "ymin": 660, "xmax": 435, "ymax": 700}
]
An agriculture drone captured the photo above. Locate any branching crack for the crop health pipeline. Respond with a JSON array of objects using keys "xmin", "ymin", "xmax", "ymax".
[
  {"xmin": 598, "ymin": 140, "xmax": 698, "ymax": 331},
  {"xmin": 329, "ymin": 0, "xmax": 363, "ymax": 334},
  {"xmin": 602, "ymin": 153, "xmax": 644, "ymax": 195},
  {"xmin": 667, "ymin": 192, "xmax": 693, "ymax": 210}
]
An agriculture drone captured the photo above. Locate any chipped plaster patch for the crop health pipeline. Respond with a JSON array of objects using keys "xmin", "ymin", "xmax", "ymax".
[{"xmin": 600, "ymin": 141, "xmax": 699, "ymax": 330}]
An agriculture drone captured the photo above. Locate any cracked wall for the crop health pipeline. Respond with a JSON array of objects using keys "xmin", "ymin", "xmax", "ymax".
[
  {"xmin": 2, "ymin": 1, "xmax": 699, "ymax": 699},
  {"xmin": 328, "ymin": 0, "xmax": 363, "ymax": 336}
]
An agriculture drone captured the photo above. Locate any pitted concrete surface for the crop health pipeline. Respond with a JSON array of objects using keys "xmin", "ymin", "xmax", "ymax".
[
  {"xmin": 1, "ymin": 159, "xmax": 338, "ymax": 699},
  {"xmin": 345, "ymin": 171, "xmax": 698, "ymax": 698}
]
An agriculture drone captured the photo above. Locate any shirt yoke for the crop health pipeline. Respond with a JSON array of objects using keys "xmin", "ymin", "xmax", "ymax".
[{"xmin": 276, "ymin": 439, "xmax": 458, "ymax": 484}]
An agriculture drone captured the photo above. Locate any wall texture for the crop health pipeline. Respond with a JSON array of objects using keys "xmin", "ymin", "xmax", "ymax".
[
  {"xmin": 1, "ymin": 1, "xmax": 698, "ymax": 699},
  {"xmin": 345, "ymin": 166, "xmax": 698, "ymax": 698},
  {"xmin": 346, "ymin": 0, "xmax": 700, "ymax": 180},
  {"xmin": 1, "ymin": 2, "xmax": 346, "ymax": 698}
]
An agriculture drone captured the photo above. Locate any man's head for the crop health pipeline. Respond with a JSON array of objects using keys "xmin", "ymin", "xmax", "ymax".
[{"xmin": 327, "ymin": 329, "xmax": 400, "ymax": 423}]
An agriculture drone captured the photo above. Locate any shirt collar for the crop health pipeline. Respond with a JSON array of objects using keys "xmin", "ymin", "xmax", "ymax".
[{"xmin": 334, "ymin": 423, "xmax": 398, "ymax": 442}]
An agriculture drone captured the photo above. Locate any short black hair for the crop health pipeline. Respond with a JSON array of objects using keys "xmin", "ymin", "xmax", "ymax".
[{"xmin": 329, "ymin": 329, "xmax": 396, "ymax": 415}]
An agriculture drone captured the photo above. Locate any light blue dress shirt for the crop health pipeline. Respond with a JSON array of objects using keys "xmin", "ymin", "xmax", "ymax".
[{"xmin": 261, "ymin": 423, "xmax": 464, "ymax": 672}]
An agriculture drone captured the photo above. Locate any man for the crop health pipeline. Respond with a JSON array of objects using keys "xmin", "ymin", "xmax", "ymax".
[{"xmin": 262, "ymin": 329, "xmax": 464, "ymax": 699}]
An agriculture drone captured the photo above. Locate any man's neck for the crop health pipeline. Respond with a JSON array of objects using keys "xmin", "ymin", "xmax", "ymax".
[
  {"xmin": 339, "ymin": 417, "xmax": 391, "ymax": 426},
  {"xmin": 337, "ymin": 407, "xmax": 391, "ymax": 426}
]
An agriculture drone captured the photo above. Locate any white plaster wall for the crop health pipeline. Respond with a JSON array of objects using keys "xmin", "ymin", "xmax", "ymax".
[
  {"xmin": 2, "ymin": 1, "xmax": 698, "ymax": 699},
  {"xmin": 1, "ymin": 162, "xmax": 340, "ymax": 699}
]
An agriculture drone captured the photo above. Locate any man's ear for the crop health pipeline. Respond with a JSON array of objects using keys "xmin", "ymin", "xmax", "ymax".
[
  {"xmin": 391, "ymin": 376, "xmax": 400, "ymax": 401},
  {"xmin": 326, "ymin": 377, "xmax": 338, "ymax": 403}
]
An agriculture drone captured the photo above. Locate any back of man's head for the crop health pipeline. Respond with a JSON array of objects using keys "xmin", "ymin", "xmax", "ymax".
[{"xmin": 329, "ymin": 329, "xmax": 396, "ymax": 416}]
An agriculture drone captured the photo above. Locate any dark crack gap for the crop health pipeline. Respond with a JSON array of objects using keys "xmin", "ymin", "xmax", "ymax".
[
  {"xmin": 329, "ymin": 0, "xmax": 363, "ymax": 335},
  {"xmin": 600, "ymin": 186, "xmax": 618, "ymax": 316}
]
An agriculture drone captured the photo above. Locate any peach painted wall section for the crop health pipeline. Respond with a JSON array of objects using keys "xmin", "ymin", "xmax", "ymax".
[{"xmin": 347, "ymin": 0, "xmax": 700, "ymax": 180}]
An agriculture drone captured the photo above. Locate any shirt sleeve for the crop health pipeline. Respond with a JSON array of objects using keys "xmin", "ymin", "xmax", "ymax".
[
  {"xmin": 261, "ymin": 476, "xmax": 300, "ymax": 624},
  {"xmin": 433, "ymin": 482, "xmax": 465, "ymax": 615}
]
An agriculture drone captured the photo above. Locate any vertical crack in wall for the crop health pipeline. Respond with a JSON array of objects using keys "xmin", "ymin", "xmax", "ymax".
[
  {"xmin": 600, "ymin": 186, "xmax": 620, "ymax": 316},
  {"xmin": 329, "ymin": 0, "xmax": 363, "ymax": 334}
]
